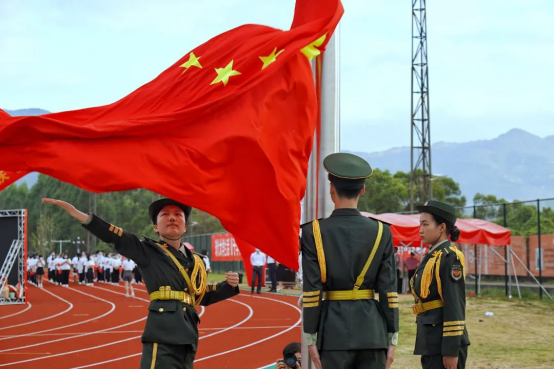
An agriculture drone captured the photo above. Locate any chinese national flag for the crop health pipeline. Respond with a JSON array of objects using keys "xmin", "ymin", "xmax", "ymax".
[{"xmin": 0, "ymin": 0, "xmax": 343, "ymax": 270}]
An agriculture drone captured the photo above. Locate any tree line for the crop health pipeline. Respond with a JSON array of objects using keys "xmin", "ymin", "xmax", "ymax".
[{"xmin": 0, "ymin": 171, "xmax": 552, "ymax": 255}]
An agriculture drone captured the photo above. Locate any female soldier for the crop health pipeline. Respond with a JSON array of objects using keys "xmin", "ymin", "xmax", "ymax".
[{"xmin": 411, "ymin": 200, "xmax": 470, "ymax": 369}]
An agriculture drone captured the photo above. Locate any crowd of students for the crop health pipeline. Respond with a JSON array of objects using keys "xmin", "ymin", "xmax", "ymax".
[{"xmin": 27, "ymin": 251, "xmax": 142, "ymax": 297}]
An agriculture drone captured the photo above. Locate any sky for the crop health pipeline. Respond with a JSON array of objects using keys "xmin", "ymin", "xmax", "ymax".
[{"xmin": 1, "ymin": 0, "xmax": 553, "ymax": 152}]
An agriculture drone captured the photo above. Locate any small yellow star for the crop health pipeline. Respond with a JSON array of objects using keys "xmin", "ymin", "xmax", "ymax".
[
  {"xmin": 179, "ymin": 52, "xmax": 202, "ymax": 74},
  {"xmin": 211, "ymin": 60, "xmax": 241, "ymax": 87},
  {"xmin": 259, "ymin": 47, "xmax": 285, "ymax": 70},
  {"xmin": 301, "ymin": 33, "xmax": 327, "ymax": 61},
  {"xmin": 0, "ymin": 171, "xmax": 10, "ymax": 185}
]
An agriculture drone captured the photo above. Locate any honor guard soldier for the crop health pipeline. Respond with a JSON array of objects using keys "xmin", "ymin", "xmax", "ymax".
[
  {"xmin": 411, "ymin": 200, "xmax": 470, "ymax": 369},
  {"xmin": 43, "ymin": 197, "xmax": 240, "ymax": 369},
  {"xmin": 301, "ymin": 153, "xmax": 399, "ymax": 369}
]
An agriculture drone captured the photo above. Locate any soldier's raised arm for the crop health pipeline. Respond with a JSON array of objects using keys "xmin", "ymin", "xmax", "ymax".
[{"xmin": 42, "ymin": 198, "xmax": 151, "ymax": 267}]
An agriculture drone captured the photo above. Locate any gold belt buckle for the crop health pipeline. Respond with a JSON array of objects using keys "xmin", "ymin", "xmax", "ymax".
[{"xmin": 413, "ymin": 302, "xmax": 423, "ymax": 315}]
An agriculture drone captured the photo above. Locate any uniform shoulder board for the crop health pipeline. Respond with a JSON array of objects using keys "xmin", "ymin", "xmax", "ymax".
[
  {"xmin": 364, "ymin": 215, "xmax": 392, "ymax": 227},
  {"xmin": 193, "ymin": 251, "xmax": 207, "ymax": 259},
  {"xmin": 300, "ymin": 218, "xmax": 324, "ymax": 229}
]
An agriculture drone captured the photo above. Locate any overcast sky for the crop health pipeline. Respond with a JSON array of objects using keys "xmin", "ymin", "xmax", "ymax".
[{"xmin": 2, "ymin": 0, "xmax": 553, "ymax": 152}]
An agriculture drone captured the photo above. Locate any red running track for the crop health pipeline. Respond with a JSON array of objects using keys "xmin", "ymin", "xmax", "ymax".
[{"xmin": 0, "ymin": 280, "xmax": 301, "ymax": 368}]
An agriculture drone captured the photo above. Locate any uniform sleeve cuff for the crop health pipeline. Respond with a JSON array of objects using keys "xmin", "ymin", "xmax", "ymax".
[
  {"xmin": 305, "ymin": 332, "xmax": 318, "ymax": 346},
  {"xmin": 388, "ymin": 332, "xmax": 398, "ymax": 346},
  {"xmin": 82, "ymin": 213, "xmax": 94, "ymax": 225}
]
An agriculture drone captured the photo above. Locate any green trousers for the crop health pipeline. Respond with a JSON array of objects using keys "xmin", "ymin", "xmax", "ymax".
[
  {"xmin": 140, "ymin": 342, "xmax": 196, "ymax": 369},
  {"xmin": 421, "ymin": 346, "xmax": 468, "ymax": 369},
  {"xmin": 320, "ymin": 349, "xmax": 386, "ymax": 369}
]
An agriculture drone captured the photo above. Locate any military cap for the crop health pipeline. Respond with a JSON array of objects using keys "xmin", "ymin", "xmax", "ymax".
[
  {"xmin": 323, "ymin": 153, "xmax": 373, "ymax": 187},
  {"xmin": 416, "ymin": 200, "xmax": 457, "ymax": 225},
  {"xmin": 149, "ymin": 198, "xmax": 192, "ymax": 224}
]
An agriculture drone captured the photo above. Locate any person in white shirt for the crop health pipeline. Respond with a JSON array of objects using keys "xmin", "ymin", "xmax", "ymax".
[
  {"xmin": 59, "ymin": 253, "xmax": 72, "ymax": 287},
  {"xmin": 47, "ymin": 252, "xmax": 55, "ymax": 282},
  {"xmin": 71, "ymin": 255, "xmax": 79, "ymax": 283},
  {"xmin": 27, "ymin": 256, "xmax": 37, "ymax": 286},
  {"xmin": 77, "ymin": 252, "xmax": 87, "ymax": 285},
  {"xmin": 105, "ymin": 253, "xmax": 114, "ymax": 283},
  {"xmin": 111, "ymin": 254, "xmax": 121, "ymax": 285},
  {"xmin": 121, "ymin": 256, "xmax": 136, "ymax": 297},
  {"xmin": 95, "ymin": 252, "xmax": 105, "ymax": 282},
  {"xmin": 36, "ymin": 255, "xmax": 45, "ymax": 287},
  {"xmin": 201, "ymin": 249, "xmax": 212, "ymax": 273},
  {"xmin": 85, "ymin": 254, "xmax": 95, "ymax": 286},
  {"xmin": 53, "ymin": 254, "xmax": 62, "ymax": 285},
  {"xmin": 250, "ymin": 249, "xmax": 266, "ymax": 295}
]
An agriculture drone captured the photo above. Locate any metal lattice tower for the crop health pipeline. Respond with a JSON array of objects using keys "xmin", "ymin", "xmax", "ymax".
[
  {"xmin": 410, "ymin": 0, "xmax": 432, "ymax": 211},
  {"xmin": 0, "ymin": 209, "xmax": 26, "ymax": 305}
]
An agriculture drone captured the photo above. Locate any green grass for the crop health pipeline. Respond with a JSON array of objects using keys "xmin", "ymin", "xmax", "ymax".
[{"xmin": 393, "ymin": 294, "xmax": 554, "ymax": 369}]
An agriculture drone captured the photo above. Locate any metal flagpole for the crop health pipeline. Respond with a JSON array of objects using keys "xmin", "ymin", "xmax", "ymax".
[{"xmin": 301, "ymin": 28, "xmax": 340, "ymax": 369}]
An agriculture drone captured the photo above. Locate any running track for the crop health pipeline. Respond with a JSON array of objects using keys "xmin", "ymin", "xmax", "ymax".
[{"xmin": 0, "ymin": 280, "xmax": 301, "ymax": 368}]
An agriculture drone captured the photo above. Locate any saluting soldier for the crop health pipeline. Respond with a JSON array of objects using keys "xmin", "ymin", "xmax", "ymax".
[
  {"xmin": 302, "ymin": 153, "xmax": 399, "ymax": 369},
  {"xmin": 411, "ymin": 200, "xmax": 470, "ymax": 369},
  {"xmin": 43, "ymin": 197, "xmax": 240, "ymax": 369}
]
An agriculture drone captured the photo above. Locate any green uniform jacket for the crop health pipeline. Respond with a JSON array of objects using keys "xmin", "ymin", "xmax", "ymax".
[
  {"xmin": 411, "ymin": 241, "xmax": 470, "ymax": 356},
  {"xmin": 301, "ymin": 208, "xmax": 399, "ymax": 351},
  {"xmin": 83, "ymin": 214, "xmax": 239, "ymax": 349}
]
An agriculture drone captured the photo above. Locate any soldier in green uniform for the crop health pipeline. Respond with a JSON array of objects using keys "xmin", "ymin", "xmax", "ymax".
[
  {"xmin": 411, "ymin": 200, "xmax": 470, "ymax": 369},
  {"xmin": 42, "ymin": 197, "xmax": 240, "ymax": 369},
  {"xmin": 301, "ymin": 153, "xmax": 399, "ymax": 369}
]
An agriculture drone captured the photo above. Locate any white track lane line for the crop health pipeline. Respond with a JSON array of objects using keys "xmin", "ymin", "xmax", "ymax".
[
  {"xmin": 193, "ymin": 295, "xmax": 301, "ymax": 363},
  {"xmin": 0, "ymin": 286, "xmax": 73, "ymax": 332},
  {"xmin": 72, "ymin": 298, "xmax": 253, "ymax": 369},
  {"xmin": 0, "ymin": 300, "xmax": 247, "ymax": 367},
  {"xmin": 0, "ymin": 287, "xmax": 227, "ymax": 369},
  {"xmin": 259, "ymin": 362, "xmax": 277, "ymax": 369},
  {"xmin": 74, "ymin": 295, "xmax": 298, "ymax": 369},
  {"xmin": 0, "ymin": 302, "xmax": 32, "ymax": 320},
  {"xmin": 0, "ymin": 284, "xmax": 115, "ymax": 343}
]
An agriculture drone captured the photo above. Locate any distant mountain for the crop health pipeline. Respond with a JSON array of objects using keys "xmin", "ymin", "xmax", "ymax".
[
  {"xmin": 350, "ymin": 129, "xmax": 554, "ymax": 202},
  {"xmin": 5, "ymin": 109, "xmax": 50, "ymax": 188},
  {"xmin": 5, "ymin": 108, "xmax": 50, "ymax": 116}
]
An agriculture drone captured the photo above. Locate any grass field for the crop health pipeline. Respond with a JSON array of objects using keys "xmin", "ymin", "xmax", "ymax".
[
  {"xmin": 215, "ymin": 274, "xmax": 554, "ymax": 368},
  {"xmin": 393, "ymin": 294, "xmax": 554, "ymax": 369}
]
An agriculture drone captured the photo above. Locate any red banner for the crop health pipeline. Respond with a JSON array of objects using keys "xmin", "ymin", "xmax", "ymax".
[{"xmin": 211, "ymin": 233, "xmax": 242, "ymax": 262}]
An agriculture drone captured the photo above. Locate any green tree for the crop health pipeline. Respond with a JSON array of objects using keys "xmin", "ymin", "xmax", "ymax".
[
  {"xmin": 31, "ymin": 212, "xmax": 57, "ymax": 256},
  {"xmin": 358, "ymin": 169, "xmax": 409, "ymax": 213}
]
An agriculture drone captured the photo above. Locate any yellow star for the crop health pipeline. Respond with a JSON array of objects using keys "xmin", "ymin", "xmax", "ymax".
[
  {"xmin": 210, "ymin": 60, "xmax": 241, "ymax": 87},
  {"xmin": 179, "ymin": 52, "xmax": 202, "ymax": 74},
  {"xmin": 259, "ymin": 47, "xmax": 285, "ymax": 70},
  {"xmin": 0, "ymin": 171, "xmax": 10, "ymax": 185},
  {"xmin": 301, "ymin": 33, "xmax": 327, "ymax": 61}
]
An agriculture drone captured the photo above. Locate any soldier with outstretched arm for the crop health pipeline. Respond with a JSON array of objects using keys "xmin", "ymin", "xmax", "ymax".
[{"xmin": 43, "ymin": 197, "xmax": 240, "ymax": 369}]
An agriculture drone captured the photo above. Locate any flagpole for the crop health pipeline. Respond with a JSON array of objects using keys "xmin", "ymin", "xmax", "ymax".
[{"xmin": 301, "ymin": 26, "xmax": 340, "ymax": 369}]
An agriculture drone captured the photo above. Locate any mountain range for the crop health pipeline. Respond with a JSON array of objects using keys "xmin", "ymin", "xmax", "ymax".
[
  {"xmin": 351, "ymin": 128, "xmax": 554, "ymax": 202},
  {"xmin": 6, "ymin": 108, "xmax": 553, "ymax": 202}
]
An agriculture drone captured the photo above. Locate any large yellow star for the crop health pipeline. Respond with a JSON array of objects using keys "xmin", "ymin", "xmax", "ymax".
[
  {"xmin": 0, "ymin": 171, "xmax": 10, "ymax": 185},
  {"xmin": 179, "ymin": 52, "xmax": 202, "ymax": 74},
  {"xmin": 211, "ymin": 60, "xmax": 241, "ymax": 87},
  {"xmin": 259, "ymin": 47, "xmax": 284, "ymax": 70},
  {"xmin": 301, "ymin": 33, "xmax": 327, "ymax": 61}
]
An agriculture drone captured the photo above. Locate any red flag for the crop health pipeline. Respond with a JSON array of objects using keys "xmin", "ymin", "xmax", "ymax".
[{"xmin": 0, "ymin": 0, "xmax": 343, "ymax": 270}]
